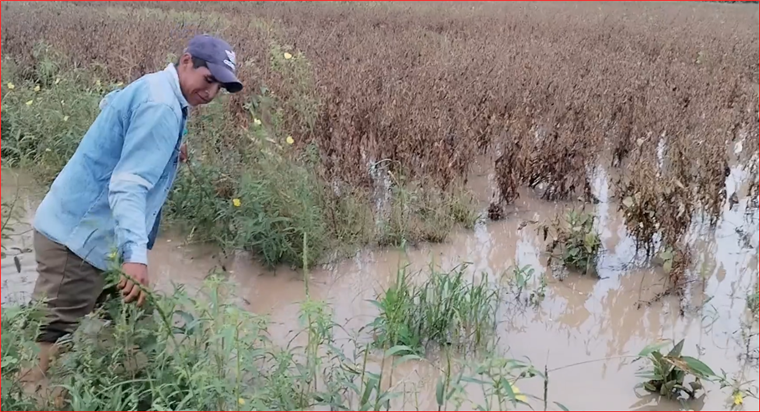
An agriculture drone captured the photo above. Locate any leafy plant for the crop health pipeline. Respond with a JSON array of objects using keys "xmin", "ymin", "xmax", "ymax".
[
  {"xmin": 634, "ymin": 339, "xmax": 716, "ymax": 399},
  {"xmin": 462, "ymin": 355, "xmax": 543, "ymax": 411},
  {"xmin": 505, "ymin": 264, "xmax": 546, "ymax": 306},
  {"xmin": 539, "ymin": 208, "xmax": 602, "ymax": 276},
  {"xmin": 1, "ymin": 303, "xmax": 47, "ymax": 411}
]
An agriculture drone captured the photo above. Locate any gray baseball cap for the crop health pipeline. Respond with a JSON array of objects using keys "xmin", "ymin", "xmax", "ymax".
[{"xmin": 185, "ymin": 34, "xmax": 243, "ymax": 93}]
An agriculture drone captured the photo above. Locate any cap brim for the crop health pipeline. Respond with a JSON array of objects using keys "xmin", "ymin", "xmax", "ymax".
[{"xmin": 207, "ymin": 62, "xmax": 243, "ymax": 93}]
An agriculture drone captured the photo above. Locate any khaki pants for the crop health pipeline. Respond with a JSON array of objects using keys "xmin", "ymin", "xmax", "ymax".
[{"xmin": 31, "ymin": 231, "xmax": 115, "ymax": 343}]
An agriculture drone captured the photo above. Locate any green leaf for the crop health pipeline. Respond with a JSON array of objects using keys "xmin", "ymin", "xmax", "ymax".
[
  {"xmin": 384, "ymin": 345, "xmax": 415, "ymax": 357},
  {"xmin": 638, "ymin": 340, "xmax": 670, "ymax": 357},
  {"xmin": 681, "ymin": 356, "xmax": 716, "ymax": 378},
  {"xmin": 501, "ymin": 377, "xmax": 517, "ymax": 403},
  {"xmin": 460, "ymin": 376, "xmax": 489, "ymax": 385},
  {"xmin": 666, "ymin": 339, "xmax": 685, "ymax": 358},
  {"xmin": 360, "ymin": 375, "xmax": 377, "ymax": 406},
  {"xmin": 393, "ymin": 353, "xmax": 422, "ymax": 367},
  {"xmin": 375, "ymin": 391, "xmax": 402, "ymax": 408},
  {"xmin": 1, "ymin": 356, "xmax": 18, "ymax": 368},
  {"xmin": 435, "ymin": 379, "xmax": 444, "ymax": 407},
  {"xmin": 635, "ymin": 371, "xmax": 660, "ymax": 380},
  {"xmin": 555, "ymin": 401, "xmax": 570, "ymax": 411}
]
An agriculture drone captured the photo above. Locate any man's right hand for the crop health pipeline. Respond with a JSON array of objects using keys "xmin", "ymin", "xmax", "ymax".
[{"xmin": 118, "ymin": 262, "xmax": 150, "ymax": 307}]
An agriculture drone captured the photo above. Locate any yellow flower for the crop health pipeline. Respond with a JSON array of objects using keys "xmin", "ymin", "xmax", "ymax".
[
  {"xmin": 253, "ymin": 118, "xmax": 262, "ymax": 126},
  {"xmin": 232, "ymin": 198, "xmax": 242, "ymax": 207},
  {"xmin": 108, "ymin": 251, "xmax": 117, "ymax": 260},
  {"xmin": 34, "ymin": 85, "xmax": 40, "ymax": 92},
  {"xmin": 238, "ymin": 398, "xmax": 246, "ymax": 405},
  {"xmin": 509, "ymin": 382, "xmax": 527, "ymax": 403},
  {"xmin": 733, "ymin": 392, "xmax": 743, "ymax": 406},
  {"xmin": 286, "ymin": 135, "xmax": 294, "ymax": 145},
  {"xmin": 6, "ymin": 82, "xmax": 15, "ymax": 89},
  {"xmin": 283, "ymin": 52, "xmax": 293, "ymax": 60},
  {"xmin": 63, "ymin": 115, "xmax": 69, "ymax": 122},
  {"xmin": 25, "ymin": 100, "xmax": 34, "ymax": 106}
]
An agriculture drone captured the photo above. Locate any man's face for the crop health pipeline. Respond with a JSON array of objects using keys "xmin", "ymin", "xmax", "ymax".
[{"xmin": 177, "ymin": 54, "xmax": 222, "ymax": 107}]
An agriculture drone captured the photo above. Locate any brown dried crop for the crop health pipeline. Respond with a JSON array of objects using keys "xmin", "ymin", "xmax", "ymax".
[
  {"xmin": 3, "ymin": 2, "xmax": 756, "ymax": 197},
  {"xmin": 2, "ymin": 2, "xmax": 758, "ymax": 268}
]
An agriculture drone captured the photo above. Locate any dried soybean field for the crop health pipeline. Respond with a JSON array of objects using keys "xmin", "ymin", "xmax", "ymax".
[{"xmin": 1, "ymin": 1, "xmax": 759, "ymax": 411}]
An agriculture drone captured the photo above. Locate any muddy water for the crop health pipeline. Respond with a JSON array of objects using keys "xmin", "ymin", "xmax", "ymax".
[{"xmin": 2, "ymin": 165, "xmax": 758, "ymax": 411}]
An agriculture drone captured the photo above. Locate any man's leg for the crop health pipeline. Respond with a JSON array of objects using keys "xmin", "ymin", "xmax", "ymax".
[{"xmin": 20, "ymin": 230, "xmax": 105, "ymax": 388}]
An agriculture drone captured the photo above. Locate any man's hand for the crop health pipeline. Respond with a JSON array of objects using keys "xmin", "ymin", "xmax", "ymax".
[
  {"xmin": 118, "ymin": 262, "xmax": 150, "ymax": 307},
  {"xmin": 179, "ymin": 143, "xmax": 188, "ymax": 163}
]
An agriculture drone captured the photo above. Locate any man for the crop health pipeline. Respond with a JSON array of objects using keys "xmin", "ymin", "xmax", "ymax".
[{"xmin": 22, "ymin": 34, "xmax": 243, "ymax": 386}]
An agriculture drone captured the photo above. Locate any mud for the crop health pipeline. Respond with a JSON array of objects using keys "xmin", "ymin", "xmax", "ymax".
[{"xmin": 2, "ymin": 164, "xmax": 758, "ymax": 411}]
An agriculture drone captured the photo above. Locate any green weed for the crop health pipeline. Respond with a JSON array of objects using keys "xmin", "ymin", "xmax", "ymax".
[
  {"xmin": 0, "ymin": 249, "xmax": 559, "ymax": 411},
  {"xmin": 369, "ymin": 264, "xmax": 499, "ymax": 355},
  {"xmin": 504, "ymin": 264, "xmax": 547, "ymax": 306},
  {"xmin": 539, "ymin": 208, "xmax": 602, "ymax": 276},
  {"xmin": 0, "ymin": 274, "xmax": 426, "ymax": 411},
  {"xmin": 1, "ymin": 62, "xmax": 104, "ymax": 184},
  {"xmin": 634, "ymin": 339, "xmax": 716, "ymax": 399},
  {"xmin": 1, "ymin": 303, "xmax": 47, "ymax": 411},
  {"xmin": 465, "ymin": 355, "xmax": 543, "ymax": 411},
  {"xmin": 716, "ymin": 370, "xmax": 759, "ymax": 411}
]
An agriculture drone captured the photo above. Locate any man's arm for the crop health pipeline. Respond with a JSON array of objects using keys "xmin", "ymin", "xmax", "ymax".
[{"xmin": 108, "ymin": 101, "xmax": 178, "ymax": 266}]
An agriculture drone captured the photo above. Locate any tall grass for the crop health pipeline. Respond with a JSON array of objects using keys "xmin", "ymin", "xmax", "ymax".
[
  {"xmin": 369, "ymin": 264, "xmax": 499, "ymax": 356},
  {"xmin": 1, "ymin": 263, "xmax": 551, "ymax": 411},
  {"xmin": 0, "ymin": 274, "xmax": 401, "ymax": 411}
]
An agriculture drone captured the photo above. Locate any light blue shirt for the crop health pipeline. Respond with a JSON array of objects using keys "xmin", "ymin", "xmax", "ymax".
[{"xmin": 33, "ymin": 64, "xmax": 189, "ymax": 271}]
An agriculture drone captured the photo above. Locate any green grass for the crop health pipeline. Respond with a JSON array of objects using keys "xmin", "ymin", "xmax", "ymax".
[
  {"xmin": 1, "ymin": 268, "xmax": 548, "ymax": 411},
  {"xmin": 0, "ymin": 274, "xmax": 406, "ymax": 411},
  {"xmin": 1, "ymin": 59, "xmax": 104, "ymax": 185},
  {"xmin": 369, "ymin": 264, "xmax": 500, "ymax": 356}
]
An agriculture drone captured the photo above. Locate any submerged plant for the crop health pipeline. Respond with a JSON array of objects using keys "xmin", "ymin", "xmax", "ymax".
[
  {"xmin": 634, "ymin": 339, "xmax": 716, "ymax": 400},
  {"xmin": 539, "ymin": 208, "xmax": 602, "ymax": 276},
  {"xmin": 505, "ymin": 264, "xmax": 546, "ymax": 306},
  {"xmin": 369, "ymin": 264, "xmax": 499, "ymax": 355}
]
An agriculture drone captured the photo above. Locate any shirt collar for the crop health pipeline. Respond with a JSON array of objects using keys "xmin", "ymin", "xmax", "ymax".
[{"xmin": 164, "ymin": 63, "xmax": 190, "ymax": 111}]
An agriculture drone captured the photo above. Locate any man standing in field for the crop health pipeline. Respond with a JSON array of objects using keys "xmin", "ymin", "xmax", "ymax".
[{"xmin": 21, "ymin": 34, "xmax": 243, "ymax": 388}]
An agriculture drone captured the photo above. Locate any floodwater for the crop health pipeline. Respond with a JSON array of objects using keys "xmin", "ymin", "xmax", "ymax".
[{"xmin": 2, "ymin": 162, "xmax": 758, "ymax": 411}]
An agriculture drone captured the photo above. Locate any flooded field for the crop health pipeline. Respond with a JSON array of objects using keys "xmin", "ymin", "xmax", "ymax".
[{"xmin": 3, "ymin": 161, "xmax": 758, "ymax": 411}]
